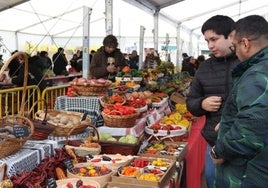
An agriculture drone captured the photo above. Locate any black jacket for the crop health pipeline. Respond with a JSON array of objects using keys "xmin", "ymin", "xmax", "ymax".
[
  {"xmin": 12, "ymin": 56, "xmax": 46, "ymax": 91},
  {"xmin": 186, "ymin": 53, "xmax": 239, "ymax": 146}
]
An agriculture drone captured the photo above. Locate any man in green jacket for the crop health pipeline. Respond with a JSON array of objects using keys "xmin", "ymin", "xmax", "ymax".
[{"xmin": 211, "ymin": 15, "xmax": 268, "ymax": 187}]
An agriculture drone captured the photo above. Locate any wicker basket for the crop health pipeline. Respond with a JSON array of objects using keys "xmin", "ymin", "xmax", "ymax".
[
  {"xmin": 0, "ymin": 115, "xmax": 34, "ymax": 158},
  {"xmin": 101, "ymin": 111, "xmax": 139, "ymax": 128},
  {"xmin": 34, "ymin": 110, "xmax": 90, "ymax": 137},
  {"xmin": 56, "ymin": 178, "xmax": 100, "ymax": 188},
  {"xmin": 99, "ymin": 95, "xmax": 126, "ymax": 108},
  {"xmin": 65, "ymin": 124, "xmax": 101, "ymax": 157},
  {"xmin": 70, "ymin": 80, "xmax": 112, "ymax": 96},
  {"xmin": 28, "ymin": 99, "xmax": 55, "ymax": 140},
  {"xmin": 0, "ymin": 52, "xmax": 34, "ymax": 158}
]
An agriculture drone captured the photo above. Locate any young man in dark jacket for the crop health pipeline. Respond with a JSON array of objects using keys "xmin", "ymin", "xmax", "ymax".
[
  {"xmin": 90, "ymin": 34, "xmax": 127, "ymax": 81},
  {"xmin": 186, "ymin": 15, "xmax": 240, "ymax": 188}
]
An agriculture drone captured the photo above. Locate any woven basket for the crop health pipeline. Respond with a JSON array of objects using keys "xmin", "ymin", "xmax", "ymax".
[
  {"xmin": 56, "ymin": 178, "xmax": 100, "ymax": 188},
  {"xmin": 101, "ymin": 111, "xmax": 139, "ymax": 128},
  {"xmin": 34, "ymin": 110, "xmax": 90, "ymax": 137},
  {"xmin": 0, "ymin": 52, "xmax": 34, "ymax": 158},
  {"xmin": 99, "ymin": 95, "xmax": 126, "ymax": 108},
  {"xmin": 0, "ymin": 115, "xmax": 34, "ymax": 158},
  {"xmin": 65, "ymin": 124, "xmax": 101, "ymax": 157},
  {"xmin": 28, "ymin": 99, "xmax": 55, "ymax": 140},
  {"xmin": 70, "ymin": 80, "xmax": 112, "ymax": 96}
]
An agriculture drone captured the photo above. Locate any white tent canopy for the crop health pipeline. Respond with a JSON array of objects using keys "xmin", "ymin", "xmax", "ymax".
[{"xmin": 0, "ymin": 0, "xmax": 267, "ymax": 63}]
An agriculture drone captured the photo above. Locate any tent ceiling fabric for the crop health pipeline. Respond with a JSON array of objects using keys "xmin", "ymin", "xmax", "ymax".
[
  {"xmin": 0, "ymin": 0, "xmax": 29, "ymax": 12},
  {"xmin": 0, "ymin": 0, "xmax": 267, "ymax": 38},
  {"xmin": 126, "ymin": 0, "xmax": 268, "ymax": 36}
]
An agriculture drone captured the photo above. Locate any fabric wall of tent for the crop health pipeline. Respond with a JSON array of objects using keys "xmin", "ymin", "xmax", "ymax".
[{"xmin": 0, "ymin": 0, "xmax": 267, "ymax": 66}]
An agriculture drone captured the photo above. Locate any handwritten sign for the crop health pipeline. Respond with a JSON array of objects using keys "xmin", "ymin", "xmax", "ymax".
[
  {"xmin": 47, "ymin": 177, "xmax": 57, "ymax": 188},
  {"xmin": 13, "ymin": 126, "xmax": 29, "ymax": 138}
]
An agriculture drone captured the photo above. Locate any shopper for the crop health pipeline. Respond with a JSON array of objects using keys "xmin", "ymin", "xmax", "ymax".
[
  {"xmin": 52, "ymin": 47, "xmax": 68, "ymax": 75},
  {"xmin": 181, "ymin": 56, "xmax": 196, "ymax": 76},
  {"xmin": 90, "ymin": 34, "xmax": 127, "ymax": 81},
  {"xmin": 211, "ymin": 15, "xmax": 268, "ymax": 188},
  {"xmin": 186, "ymin": 15, "xmax": 240, "ymax": 188}
]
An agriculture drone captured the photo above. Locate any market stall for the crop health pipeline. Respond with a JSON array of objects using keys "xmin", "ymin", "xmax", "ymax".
[{"xmin": 0, "ymin": 64, "xmax": 203, "ymax": 188}]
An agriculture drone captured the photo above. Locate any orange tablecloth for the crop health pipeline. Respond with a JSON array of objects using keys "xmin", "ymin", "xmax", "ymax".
[{"xmin": 184, "ymin": 116, "xmax": 207, "ymax": 188}]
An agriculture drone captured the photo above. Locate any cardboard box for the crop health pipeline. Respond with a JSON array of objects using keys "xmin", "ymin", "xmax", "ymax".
[
  {"xmin": 111, "ymin": 156, "xmax": 176, "ymax": 188},
  {"xmin": 138, "ymin": 141, "xmax": 188, "ymax": 162},
  {"xmin": 170, "ymin": 92, "xmax": 186, "ymax": 104}
]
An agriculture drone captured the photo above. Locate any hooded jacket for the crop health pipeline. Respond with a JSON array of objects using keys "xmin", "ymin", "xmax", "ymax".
[{"xmin": 186, "ymin": 53, "xmax": 239, "ymax": 146}]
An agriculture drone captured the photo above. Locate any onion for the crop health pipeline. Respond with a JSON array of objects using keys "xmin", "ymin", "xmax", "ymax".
[
  {"xmin": 97, "ymin": 78, "xmax": 106, "ymax": 84},
  {"xmin": 78, "ymin": 77, "xmax": 87, "ymax": 83}
]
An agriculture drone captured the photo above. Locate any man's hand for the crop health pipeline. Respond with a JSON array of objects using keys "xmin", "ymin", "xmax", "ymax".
[
  {"xmin": 107, "ymin": 64, "xmax": 117, "ymax": 73},
  {"xmin": 202, "ymin": 96, "xmax": 222, "ymax": 112},
  {"xmin": 215, "ymin": 123, "xmax": 220, "ymax": 132}
]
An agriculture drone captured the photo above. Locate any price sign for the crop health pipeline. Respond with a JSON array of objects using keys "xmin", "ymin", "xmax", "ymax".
[
  {"xmin": 13, "ymin": 126, "xmax": 29, "ymax": 138},
  {"xmin": 120, "ymin": 81, "xmax": 126, "ymax": 85},
  {"xmin": 64, "ymin": 159, "xmax": 74, "ymax": 171},
  {"xmin": 107, "ymin": 89, "xmax": 113, "ymax": 96},
  {"xmin": 47, "ymin": 177, "xmax": 57, "ymax": 188},
  {"xmin": 128, "ymin": 87, "xmax": 134, "ymax": 93}
]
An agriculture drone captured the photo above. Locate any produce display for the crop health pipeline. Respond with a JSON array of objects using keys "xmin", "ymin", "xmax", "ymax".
[
  {"xmin": 72, "ymin": 165, "xmax": 112, "ymax": 177},
  {"xmin": 58, "ymin": 178, "xmax": 99, "ymax": 188}
]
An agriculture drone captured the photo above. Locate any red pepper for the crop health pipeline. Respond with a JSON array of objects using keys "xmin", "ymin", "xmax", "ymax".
[{"xmin": 67, "ymin": 87, "xmax": 78, "ymax": 97}]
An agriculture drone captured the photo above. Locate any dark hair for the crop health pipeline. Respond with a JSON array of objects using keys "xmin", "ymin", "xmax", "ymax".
[
  {"xmin": 103, "ymin": 34, "xmax": 118, "ymax": 48},
  {"xmin": 201, "ymin": 15, "xmax": 235, "ymax": 39},
  {"xmin": 40, "ymin": 51, "xmax": 48, "ymax": 57},
  {"xmin": 58, "ymin": 47, "xmax": 64, "ymax": 53},
  {"xmin": 197, "ymin": 55, "xmax": 205, "ymax": 62},
  {"xmin": 232, "ymin": 15, "xmax": 268, "ymax": 40},
  {"xmin": 182, "ymin": 53, "xmax": 188, "ymax": 58}
]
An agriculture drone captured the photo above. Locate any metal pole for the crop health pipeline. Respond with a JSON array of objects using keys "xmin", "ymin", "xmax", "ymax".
[
  {"xmin": 139, "ymin": 26, "xmax": 145, "ymax": 70},
  {"xmin": 82, "ymin": 6, "xmax": 92, "ymax": 79}
]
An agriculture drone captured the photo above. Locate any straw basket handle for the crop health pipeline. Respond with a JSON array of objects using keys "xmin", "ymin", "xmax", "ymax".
[
  {"xmin": 28, "ymin": 99, "xmax": 48, "ymax": 121},
  {"xmin": 66, "ymin": 123, "xmax": 100, "ymax": 144},
  {"xmin": 0, "ymin": 52, "xmax": 29, "ymax": 116}
]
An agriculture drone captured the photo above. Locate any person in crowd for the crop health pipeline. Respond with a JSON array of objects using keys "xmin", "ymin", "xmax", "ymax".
[
  {"xmin": 186, "ymin": 15, "xmax": 240, "ymax": 188},
  {"xmin": 52, "ymin": 47, "xmax": 68, "ymax": 75},
  {"xmin": 89, "ymin": 50, "xmax": 95, "ymax": 63},
  {"xmin": 143, "ymin": 51, "xmax": 161, "ymax": 69},
  {"xmin": 211, "ymin": 15, "xmax": 268, "ymax": 188},
  {"xmin": 129, "ymin": 50, "xmax": 139, "ymax": 70},
  {"xmin": 181, "ymin": 56, "xmax": 196, "ymax": 76},
  {"xmin": 69, "ymin": 53, "xmax": 78, "ymax": 73},
  {"xmin": 90, "ymin": 34, "xmax": 127, "ymax": 81},
  {"xmin": 8, "ymin": 50, "xmax": 22, "ymax": 78},
  {"xmin": 11, "ymin": 53, "xmax": 46, "ymax": 91},
  {"xmin": 76, "ymin": 51, "xmax": 83, "ymax": 72},
  {"xmin": 182, "ymin": 52, "xmax": 189, "ymax": 61},
  {"xmin": 196, "ymin": 54, "xmax": 205, "ymax": 69},
  {"xmin": 39, "ymin": 51, "xmax": 52, "ymax": 71}
]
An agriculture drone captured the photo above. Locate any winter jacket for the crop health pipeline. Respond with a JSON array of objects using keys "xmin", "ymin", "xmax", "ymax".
[
  {"xmin": 52, "ymin": 52, "xmax": 68, "ymax": 75},
  {"xmin": 90, "ymin": 46, "xmax": 127, "ymax": 79},
  {"xmin": 12, "ymin": 55, "xmax": 46, "ymax": 91},
  {"xmin": 181, "ymin": 59, "xmax": 196, "ymax": 76},
  {"xmin": 214, "ymin": 46, "xmax": 268, "ymax": 188},
  {"xmin": 186, "ymin": 53, "xmax": 239, "ymax": 146}
]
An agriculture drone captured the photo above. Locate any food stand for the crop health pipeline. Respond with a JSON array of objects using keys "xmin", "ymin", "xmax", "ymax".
[{"xmin": 0, "ymin": 65, "xmax": 207, "ymax": 188}]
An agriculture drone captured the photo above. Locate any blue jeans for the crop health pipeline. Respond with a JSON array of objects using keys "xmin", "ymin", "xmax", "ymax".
[{"xmin": 205, "ymin": 145, "xmax": 215, "ymax": 188}]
